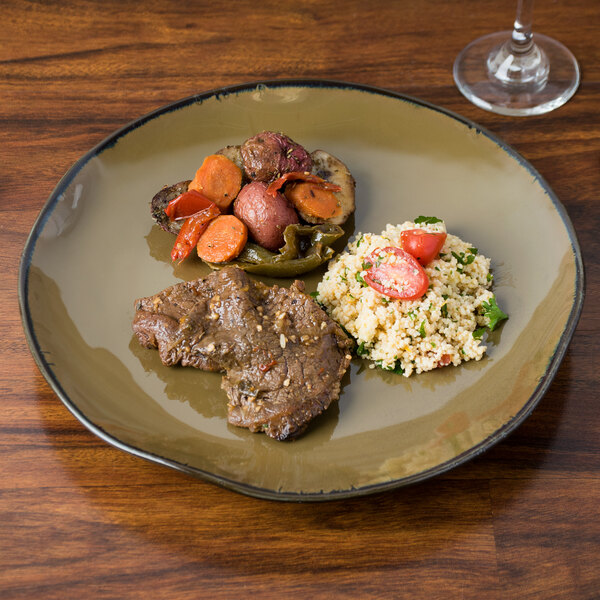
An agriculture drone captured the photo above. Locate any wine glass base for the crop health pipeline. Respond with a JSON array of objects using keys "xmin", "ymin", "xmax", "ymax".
[{"xmin": 453, "ymin": 31, "xmax": 580, "ymax": 116}]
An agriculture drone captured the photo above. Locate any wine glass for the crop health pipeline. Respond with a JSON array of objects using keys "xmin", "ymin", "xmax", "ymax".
[{"xmin": 453, "ymin": 0, "xmax": 580, "ymax": 116}]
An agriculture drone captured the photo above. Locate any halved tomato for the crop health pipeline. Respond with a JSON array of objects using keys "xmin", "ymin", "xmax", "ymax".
[
  {"xmin": 363, "ymin": 246, "xmax": 429, "ymax": 300},
  {"xmin": 400, "ymin": 229, "xmax": 447, "ymax": 266}
]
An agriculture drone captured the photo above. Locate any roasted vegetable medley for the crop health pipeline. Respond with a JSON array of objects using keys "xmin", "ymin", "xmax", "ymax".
[{"xmin": 150, "ymin": 131, "xmax": 356, "ymax": 276}]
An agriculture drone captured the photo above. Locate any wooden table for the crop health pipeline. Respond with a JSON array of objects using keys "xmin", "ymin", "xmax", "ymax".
[{"xmin": 2, "ymin": 1, "xmax": 598, "ymax": 597}]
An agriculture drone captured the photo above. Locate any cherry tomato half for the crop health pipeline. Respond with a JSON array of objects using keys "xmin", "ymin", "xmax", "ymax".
[
  {"xmin": 363, "ymin": 247, "xmax": 429, "ymax": 300},
  {"xmin": 400, "ymin": 229, "xmax": 447, "ymax": 266}
]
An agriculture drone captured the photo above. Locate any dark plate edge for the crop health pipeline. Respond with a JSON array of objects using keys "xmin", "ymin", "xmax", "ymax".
[{"xmin": 18, "ymin": 78, "xmax": 586, "ymax": 502}]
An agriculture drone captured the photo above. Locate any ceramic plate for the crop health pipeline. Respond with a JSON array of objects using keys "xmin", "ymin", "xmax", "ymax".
[{"xmin": 19, "ymin": 80, "xmax": 584, "ymax": 501}]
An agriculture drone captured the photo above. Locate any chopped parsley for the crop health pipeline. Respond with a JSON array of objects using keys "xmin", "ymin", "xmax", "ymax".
[
  {"xmin": 481, "ymin": 296, "xmax": 508, "ymax": 331},
  {"xmin": 452, "ymin": 250, "xmax": 476, "ymax": 266},
  {"xmin": 356, "ymin": 234, "xmax": 364, "ymax": 247},
  {"xmin": 309, "ymin": 291, "xmax": 319, "ymax": 298},
  {"xmin": 468, "ymin": 247, "xmax": 478, "ymax": 255},
  {"xmin": 440, "ymin": 303, "xmax": 448, "ymax": 318},
  {"xmin": 356, "ymin": 341, "xmax": 369, "ymax": 357},
  {"xmin": 355, "ymin": 271, "xmax": 367, "ymax": 287},
  {"xmin": 375, "ymin": 360, "xmax": 404, "ymax": 375},
  {"xmin": 414, "ymin": 216, "xmax": 443, "ymax": 225},
  {"xmin": 419, "ymin": 320, "xmax": 427, "ymax": 338},
  {"xmin": 487, "ymin": 273, "xmax": 494, "ymax": 282},
  {"xmin": 473, "ymin": 328, "xmax": 486, "ymax": 340}
]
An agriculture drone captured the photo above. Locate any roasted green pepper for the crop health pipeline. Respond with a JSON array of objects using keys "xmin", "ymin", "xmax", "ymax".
[{"xmin": 205, "ymin": 223, "xmax": 344, "ymax": 277}]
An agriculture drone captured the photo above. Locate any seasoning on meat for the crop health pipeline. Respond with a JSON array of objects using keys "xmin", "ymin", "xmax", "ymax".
[{"xmin": 132, "ymin": 266, "xmax": 353, "ymax": 440}]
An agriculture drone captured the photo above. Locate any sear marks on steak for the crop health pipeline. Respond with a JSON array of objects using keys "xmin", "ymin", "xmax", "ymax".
[{"xmin": 132, "ymin": 266, "xmax": 353, "ymax": 440}]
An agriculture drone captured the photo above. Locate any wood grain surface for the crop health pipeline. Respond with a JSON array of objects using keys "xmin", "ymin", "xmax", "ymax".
[{"xmin": 1, "ymin": 1, "xmax": 599, "ymax": 598}]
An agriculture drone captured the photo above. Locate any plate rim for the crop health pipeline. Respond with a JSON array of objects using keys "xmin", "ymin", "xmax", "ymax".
[{"xmin": 18, "ymin": 78, "xmax": 586, "ymax": 501}]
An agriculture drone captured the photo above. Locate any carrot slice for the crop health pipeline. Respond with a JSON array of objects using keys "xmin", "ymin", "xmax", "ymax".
[
  {"xmin": 188, "ymin": 154, "xmax": 243, "ymax": 211},
  {"xmin": 196, "ymin": 214, "xmax": 248, "ymax": 263},
  {"xmin": 284, "ymin": 181, "xmax": 342, "ymax": 220}
]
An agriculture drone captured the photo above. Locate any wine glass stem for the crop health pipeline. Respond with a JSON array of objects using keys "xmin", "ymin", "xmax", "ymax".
[{"xmin": 511, "ymin": 0, "xmax": 535, "ymax": 53}]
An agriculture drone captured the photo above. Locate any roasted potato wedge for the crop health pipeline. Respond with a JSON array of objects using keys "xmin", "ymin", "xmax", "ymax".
[
  {"xmin": 307, "ymin": 150, "xmax": 356, "ymax": 226},
  {"xmin": 216, "ymin": 145, "xmax": 244, "ymax": 173}
]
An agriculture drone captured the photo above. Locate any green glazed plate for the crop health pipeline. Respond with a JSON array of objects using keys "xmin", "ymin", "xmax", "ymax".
[{"xmin": 19, "ymin": 80, "xmax": 584, "ymax": 501}]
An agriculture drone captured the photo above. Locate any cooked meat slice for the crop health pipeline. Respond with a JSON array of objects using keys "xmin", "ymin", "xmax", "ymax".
[{"xmin": 132, "ymin": 266, "xmax": 353, "ymax": 440}]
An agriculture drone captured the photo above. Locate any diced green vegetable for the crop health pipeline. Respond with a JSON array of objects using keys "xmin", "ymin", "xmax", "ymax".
[
  {"xmin": 207, "ymin": 223, "xmax": 344, "ymax": 277},
  {"xmin": 414, "ymin": 216, "xmax": 443, "ymax": 225},
  {"xmin": 356, "ymin": 341, "xmax": 369, "ymax": 357},
  {"xmin": 452, "ymin": 251, "xmax": 476, "ymax": 266},
  {"xmin": 355, "ymin": 271, "xmax": 367, "ymax": 286},
  {"xmin": 481, "ymin": 296, "xmax": 508, "ymax": 331},
  {"xmin": 473, "ymin": 328, "xmax": 486, "ymax": 340},
  {"xmin": 375, "ymin": 360, "xmax": 404, "ymax": 375}
]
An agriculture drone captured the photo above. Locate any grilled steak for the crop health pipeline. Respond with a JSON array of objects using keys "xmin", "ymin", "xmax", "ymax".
[{"xmin": 132, "ymin": 266, "xmax": 353, "ymax": 440}]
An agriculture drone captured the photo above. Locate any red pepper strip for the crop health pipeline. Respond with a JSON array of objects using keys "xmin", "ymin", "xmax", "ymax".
[
  {"xmin": 266, "ymin": 171, "xmax": 342, "ymax": 197},
  {"xmin": 171, "ymin": 206, "xmax": 221, "ymax": 263},
  {"xmin": 165, "ymin": 189, "xmax": 218, "ymax": 221},
  {"xmin": 259, "ymin": 359, "xmax": 278, "ymax": 373}
]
